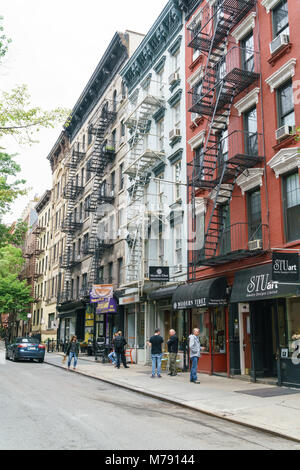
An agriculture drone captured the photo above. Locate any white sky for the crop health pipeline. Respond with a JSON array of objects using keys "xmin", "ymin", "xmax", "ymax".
[{"xmin": 1, "ymin": 0, "xmax": 167, "ymax": 224}]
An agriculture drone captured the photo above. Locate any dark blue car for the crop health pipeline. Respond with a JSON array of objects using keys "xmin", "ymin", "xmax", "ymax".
[{"xmin": 6, "ymin": 337, "xmax": 45, "ymax": 363}]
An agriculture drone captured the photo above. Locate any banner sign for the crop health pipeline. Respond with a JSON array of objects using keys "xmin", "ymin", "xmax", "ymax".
[
  {"xmin": 272, "ymin": 252, "xmax": 299, "ymax": 283},
  {"xmin": 119, "ymin": 294, "xmax": 139, "ymax": 306},
  {"xmin": 149, "ymin": 267, "xmax": 170, "ymax": 282},
  {"xmin": 96, "ymin": 298, "xmax": 118, "ymax": 314},
  {"xmin": 90, "ymin": 285, "xmax": 113, "ymax": 303}
]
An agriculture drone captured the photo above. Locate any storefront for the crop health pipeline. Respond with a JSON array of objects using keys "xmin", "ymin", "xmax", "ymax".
[
  {"xmin": 120, "ymin": 293, "xmax": 146, "ymax": 364},
  {"xmin": 230, "ymin": 263, "xmax": 300, "ymax": 388},
  {"xmin": 58, "ymin": 305, "xmax": 85, "ymax": 343},
  {"xmin": 149, "ymin": 286, "xmax": 189, "ymax": 371},
  {"xmin": 172, "ymin": 277, "xmax": 229, "ymax": 375}
]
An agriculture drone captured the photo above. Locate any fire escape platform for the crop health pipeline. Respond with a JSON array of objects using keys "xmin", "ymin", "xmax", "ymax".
[
  {"xmin": 124, "ymin": 149, "xmax": 165, "ymax": 178},
  {"xmin": 125, "ymin": 95, "xmax": 165, "ymax": 129},
  {"xmin": 197, "ymin": 248, "xmax": 266, "ymax": 266}
]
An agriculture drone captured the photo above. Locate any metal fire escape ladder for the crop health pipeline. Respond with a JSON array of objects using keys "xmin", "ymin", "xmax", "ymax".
[
  {"xmin": 86, "ymin": 102, "xmax": 117, "ymax": 290},
  {"xmin": 124, "ymin": 93, "xmax": 164, "ymax": 286},
  {"xmin": 191, "ymin": 0, "xmax": 249, "ymax": 269}
]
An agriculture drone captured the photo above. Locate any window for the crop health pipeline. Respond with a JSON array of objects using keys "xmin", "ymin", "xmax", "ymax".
[
  {"xmin": 272, "ymin": 0, "xmax": 289, "ymax": 39},
  {"xmin": 112, "ymin": 129, "xmax": 116, "ymax": 150},
  {"xmin": 173, "ymin": 51, "xmax": 180, "ymax": 73},
  {"xmin": 113, "ymin": 90, "xmax": 117, "ymax": 113},
  {"xmin": 157, "ymin": 119, "xmax": 164, "ymax": 151},
  {"xmin": 121, "ymin": 120, "xmax": 125, "ymax": 138},
  {"xmin": 97, "ymin": 266, "xmax": 104, "ymax": 283},
  {"xmin": 241, "ymin": 32, "xmax": 254, "ymax": 73},
  {"xmin": 82, "ymin": 273, "xmax": 88, "ymax": 290},
  {"xmin": 157, "ymin": 69, "xmax": 164, "ymax": 97},
  {"xmin": 174, "ymin": 225, "xmax": 182, "ymax": 268},
  {"xmin": 195, "ymin": 145, "xmax": 204, "ymax": 178},
  {"xmin": 173, "ymin": 161, "xmax": 181, "ymax": 201},
  {"xmin": 82, "ymin": 134, "xmax": 86, "ymax": 151},
  {"xmin": 119, "ymin": 164, "xmax": 124, "ymax": 191},
  {"xmin": 247, "ymin": 188, "xmax": 262, "ymax": 240},
  {"xmin": 86, "ymin": 159, "xmax": 92, "ymax": 182},
  {"xmin": 173, "ymin": 102, "xmax": 181, "ymax": 129},
  {"xmin": 48, "ymin": 313, "xmax": 55, "ymax": 330},
  {"xmin": 85, "ymin": 196, "xmax": 90, "ymax": 216},
  {"xmin": 108, "ymin": 262, "xmax": 113, "ymax": 283},
  {"xmin": 117, "ymin": 258, "xmax": 123, "ymax": 286},
  {"xmin": 217, "ymin": 128, "xmax": 228, "ymax": 176},
  {"xmin": 219, "ymin": 204, "xmax": 231, "ymax": 255},
  {"xmin": 283, "ymin": 172, "xmax": 300, "ymax": 242},
  {"xmin": 121, "ymin": 81, "xmax": 126, "ymax": 100},
  {"xmin": 277, "ymin": 80, "xmax": 295, "ymax": 127},
  {"xmin": 286, "ymin": 298, "xmax": 300, "ymax": 357},
  {"xmin": 244, "ymin": 107, "xmax": 258, "ymax": 155},
  {"xmin": 88, "ymin": 127, "xmax": 93, "ymax": 146}
]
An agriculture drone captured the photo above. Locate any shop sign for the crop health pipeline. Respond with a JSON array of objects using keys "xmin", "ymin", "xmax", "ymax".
[
  {"xmin": 90, "ymin": 284, "xmax": 113, "ymax": 303},
  {"xmin": 119, "ymin": 294, "xmax": 139, "ymax": 306},
  {"xmin": 96, "ymin": 298, "xmax": 118, "ymax": 314},
  {"xmin": 231, "ymin": 263, "xmax": 300, "ymax": 303},
  {"xmin": 149, "ymin": 267, "xmax": 170, "ymax": 282},
  {"xmin": 173, "ymin": 297, "xmax": 226, "ymax": 310},
  {"xmin": 272, "ymin": 252, "xmax": 299, "ymax": 283}
]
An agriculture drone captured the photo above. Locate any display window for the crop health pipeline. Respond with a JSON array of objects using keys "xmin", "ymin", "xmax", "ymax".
[{"xmin": 286, "ymin": 298, "xmax": 300, "ymax": 356}]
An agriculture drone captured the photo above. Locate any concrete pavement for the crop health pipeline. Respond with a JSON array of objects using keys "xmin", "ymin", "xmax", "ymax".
[
  {"xmin": 44, "ymin": 351, "xmax": 300, "ymax": 443},
  {"xmin": 1, "ymin": 354, "xmax": 300, "ymax": 449}
]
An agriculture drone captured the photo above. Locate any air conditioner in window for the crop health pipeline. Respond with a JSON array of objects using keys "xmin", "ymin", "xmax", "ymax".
[
  {"xmin": 248, "ymin": 239, "xmax": 263, "ymax": 251},
  {"xmin": 270, "ymin": 34, "xmax": 289, "ymax": 55},
  {"xmin": 275, "ymin": 125, "xmax": 295, "ymax": 141},
  {"xmin": 175, "ymin": 263, "xmax": 183, "ymax": 273},
  {"xmin": 169, "ymin": 128, "xmax": 181, "ymax": 141},
  {"xmin": 169, "ymin": 72, "xmax": 180, "ymax": 85}
]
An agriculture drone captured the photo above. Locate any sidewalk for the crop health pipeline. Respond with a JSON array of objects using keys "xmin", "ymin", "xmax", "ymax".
[{"xmin": 45, "ymin": 351, "xmax": 300, "ymax": 442}]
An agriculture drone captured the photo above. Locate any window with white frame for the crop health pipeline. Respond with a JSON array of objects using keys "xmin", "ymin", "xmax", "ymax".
[
  {"xmin": 272, "ymin": 0, "xmax": 289, "ymax": 39},
  {"xmin": 173, "ymin": 102, "xmax": 181, "ymax": 129},
  {"xmin": 173, "ymin": 51, "xmax": 180, "ymax": 73},
  {"xmin": 174, "ymin": 224, "xmax": 183, "ymax": 270},
  {"xmin": 157, "ymin": 119, "xmax": 165, "ymax": 152},
  {"xmin": 157, "ymin": 69, "xmax": 165, "ymax": 97},
  {"xmin": 173, "ymin": 161, "xmax": 182, "ymax": 201}
]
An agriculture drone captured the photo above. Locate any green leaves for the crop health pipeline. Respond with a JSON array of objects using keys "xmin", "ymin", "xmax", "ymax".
[
  {"xmin": 0, "ymin": 273, "xmax": 33, "ymax": 319},
  {"xmin": 0, "ymin": 84, "xmax": 70, "ymax": 144},
  {"xmin": 0, "ymin": 15, "xmax": 11, "ymax": 62}
]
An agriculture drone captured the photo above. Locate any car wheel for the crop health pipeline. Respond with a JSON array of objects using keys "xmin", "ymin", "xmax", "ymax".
[
  {"xmin": 38, "ymin": 359, "xmax": 44, "ymax": 363},
  {"xmin": 13, "ymin": 352, "xmax": 18, "ymax": 362},
  {"xmin": 5, "ymin": 352, "xmax": 9, "ymax": 360}
]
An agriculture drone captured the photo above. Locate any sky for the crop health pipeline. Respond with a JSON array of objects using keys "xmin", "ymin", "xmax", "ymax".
[{"xmin": 1, "ymin": 0, "xmax": 168, "ymax": 224}]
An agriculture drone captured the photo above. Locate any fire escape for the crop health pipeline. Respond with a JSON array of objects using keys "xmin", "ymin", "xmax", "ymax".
[
  {"xmin": 187, "ymin": 0, "xmax": 267, "ymax": 277},
  {"xmin": 124, "ymin": 89, "xmax": 165, "ymax": 286},
  {"xmin": 22, "ymin": 234, "xmax": 45, "ymax": 303}
]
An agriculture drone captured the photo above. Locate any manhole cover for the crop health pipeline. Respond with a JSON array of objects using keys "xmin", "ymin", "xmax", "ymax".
[{"xmin": 236, "ymin": 387, "xmax": 300, "ymax": 398}]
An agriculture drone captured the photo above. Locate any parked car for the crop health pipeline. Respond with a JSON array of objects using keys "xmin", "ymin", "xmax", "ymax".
[{"xmin": 6, "ymin": 337, "xmax": 46, "ymax": 363}]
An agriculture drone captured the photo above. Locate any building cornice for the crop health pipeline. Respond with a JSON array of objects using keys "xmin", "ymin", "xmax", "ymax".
[
  {"xmin": 268, "ymin": 147, "xmax": 300, "ymax": 178},
  {"xmin": 236, "ymin": 169, "xmax": 264, "ymax": 195},
  {"xmin": 35, "ymin": 190, "xmax": 52, "ymax": 214},
  {"xmin": 121, "ymin": 1, "xmax": 183, "ymax": 93},
  {"xmin": 265, "ymin": 58, "xmax": 297, "ymax": 92},
  {"xmin": 65, "ymin": 32, "xmax": 129, "ymax": 140},
  {"xmin": 234, "ymin": 88, "xmax": 260, "ymax": 116},
  {"xmin": 231, "ymin": 12, "xmax": 256, "ymax": 44},
  {"xmin": 261, "ymin": 0, "xmax": 282, "ymax": 14},
  {"xmin": 188, "ymin": 129, "xmax": 205, "ymax": 149}
]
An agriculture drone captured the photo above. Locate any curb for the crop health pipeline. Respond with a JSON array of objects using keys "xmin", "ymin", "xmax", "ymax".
[{"xmin": 45, "ymin": 358, "xmax": 300, "ymax": 444}]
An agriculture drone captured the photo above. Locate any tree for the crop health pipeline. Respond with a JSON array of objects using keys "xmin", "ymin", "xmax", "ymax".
[
  {"xmin": 0, "ymin": 16, "xmax": 69, "ymax": 243},
  {"xmin": 0, "ymin": 244, "xmax": 33, "ymax": 339}
]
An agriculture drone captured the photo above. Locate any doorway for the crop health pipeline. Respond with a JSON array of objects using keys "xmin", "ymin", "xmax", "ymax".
[{"xmin": 242, "ymin": 312, "xmax": 251, "ymax": 375}]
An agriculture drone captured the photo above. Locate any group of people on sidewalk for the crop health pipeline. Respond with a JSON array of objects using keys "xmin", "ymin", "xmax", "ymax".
[{"xmin": 64, "ymin": 327, "xmax": 204, "ymax": 384}]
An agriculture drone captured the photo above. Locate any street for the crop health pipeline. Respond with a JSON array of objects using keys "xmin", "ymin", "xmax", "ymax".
[{"xmin": 1, "ymin": 360, "xmax": 300, "ymax": 450}]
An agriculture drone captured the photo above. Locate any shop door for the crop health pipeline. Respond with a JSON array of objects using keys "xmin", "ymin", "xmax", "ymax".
[{"xmin": 243, "ymin": 313, "xmax": 251, "ymax": 374}]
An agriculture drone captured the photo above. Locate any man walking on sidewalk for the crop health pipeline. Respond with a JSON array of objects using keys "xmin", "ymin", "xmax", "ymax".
[
  {"xmin": 147, "ymin": 329, "xmax": 164, "ymax": 378},
  {"xmin": 167, "ymin": 329, "xmax": 178, "ymax": 377},
  {"xmin": 189, "ymin": 328, "xmax": 202, "ymax": 384},
  {"xmin": 113, "ymin": 331, "xmax": 129, "ymax": 369}
]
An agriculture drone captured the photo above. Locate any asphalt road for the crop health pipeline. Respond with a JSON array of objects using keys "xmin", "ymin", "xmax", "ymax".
[{"xmin": 1, "ymin": 359, "xmax": 300, "ymax": 450}]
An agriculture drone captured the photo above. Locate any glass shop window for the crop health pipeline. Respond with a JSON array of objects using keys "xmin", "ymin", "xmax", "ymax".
[{"xmin": 192, "ymin": 308, "xmax": 210, "ymax": 353}]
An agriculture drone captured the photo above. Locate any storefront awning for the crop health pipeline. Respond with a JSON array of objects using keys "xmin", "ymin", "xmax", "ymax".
[
  {"xmin": 231, "ymin": 263, "xmax": 300, "ymax": 303},
  {"xmin": 172, "ymin": 277, "xmax": 228, "ymax": 310},
  {"xmin": 149, "ymin": 286, "xmax": 178, "ymax": 301}
]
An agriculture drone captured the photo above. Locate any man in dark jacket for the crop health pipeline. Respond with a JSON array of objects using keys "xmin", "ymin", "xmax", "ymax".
[
  {"xmin": 167, "ymin": 329, "xmax": 179, "ymax": 377},
  {"xmin": 113, "ymin": 331, "xmax": 129, "ymax": 369}
]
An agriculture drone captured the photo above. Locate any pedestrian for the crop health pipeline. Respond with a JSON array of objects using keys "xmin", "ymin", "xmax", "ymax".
[
  {"xmin": 189, "ymin": 328, "xmax": 202, "ymax": 384},
  {"xmin": 65, "ymin": 335, "xmax": 80, "ymax": 371},
  {"xmin": 147, "ymin": 329, "xmax": 164, "ymax": 378},
  {"xmin": 108, "ymin": 333, "xmax": 118, "ymax": 367},
  {"xmin": 113, "ymin": 331, "xmax": 129, "ymax": 369},
  {"xmin": 167, "ymin": 329, "xmax": 178, "ymax": 377}
]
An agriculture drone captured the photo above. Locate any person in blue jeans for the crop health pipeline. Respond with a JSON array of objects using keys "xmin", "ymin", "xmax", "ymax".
[
  {"xmin": 65, "ymin": 335, "xmax": 80, "ymax": 371},
  {"xmin": 189, "ymin": 328, "xmax": 203, "ymax": 384},
  {"xmin": 147, "ymin": 329, "xmax": 164, "ymax": 378}
]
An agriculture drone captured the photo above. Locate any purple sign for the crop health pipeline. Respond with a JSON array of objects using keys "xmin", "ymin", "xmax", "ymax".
[{"xmin": 96, "ymin": 298, "xmax": 118, "ymax": 314}]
